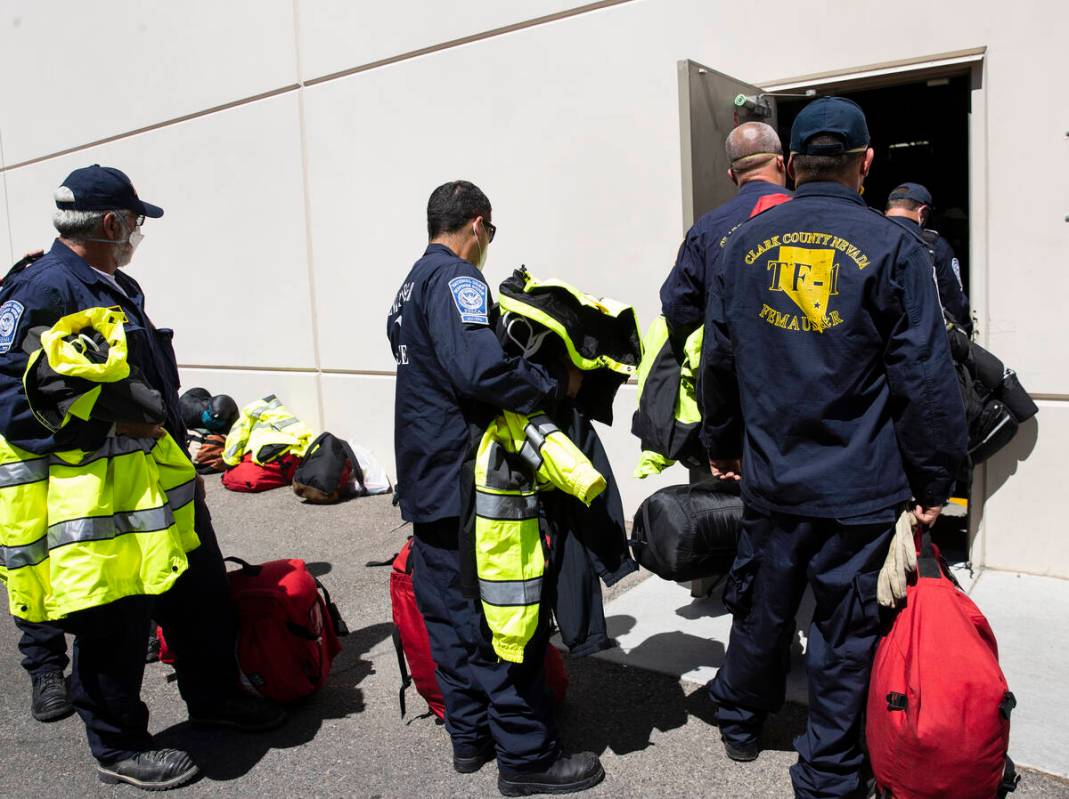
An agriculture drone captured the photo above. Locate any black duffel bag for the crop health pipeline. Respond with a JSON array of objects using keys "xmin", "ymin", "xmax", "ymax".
[
  {"xmin": 293, "ymin": 432, "xmax": 365, "ymax": 504},
  {"xmin": 631, "ymin": 480, "xmax": 743, "ymax": 582}
]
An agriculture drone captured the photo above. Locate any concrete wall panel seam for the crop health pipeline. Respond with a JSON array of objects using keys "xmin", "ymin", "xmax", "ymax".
[
  {"xmin": 0, "ymin": 85, "xmax": 302, "ymax": 175},
  {"xmin": 301, "ymin": 0, "xmax": 637, "ymax": 86}
]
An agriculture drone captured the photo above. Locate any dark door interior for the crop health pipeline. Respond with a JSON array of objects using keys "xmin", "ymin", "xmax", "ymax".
[{"xmin": 774, "ymin": 75, "xmax": 972, "ymax": 289}]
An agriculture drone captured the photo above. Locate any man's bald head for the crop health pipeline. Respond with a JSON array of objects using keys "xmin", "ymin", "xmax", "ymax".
[{"xmin": 725, "ymin": 122, "xmax": 786, "ymax": 187}]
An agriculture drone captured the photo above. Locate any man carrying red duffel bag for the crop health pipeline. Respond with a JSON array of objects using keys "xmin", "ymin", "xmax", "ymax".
[{"xmin": 867, "ymin": 522, "xmax": 1019, "ymax": 798}]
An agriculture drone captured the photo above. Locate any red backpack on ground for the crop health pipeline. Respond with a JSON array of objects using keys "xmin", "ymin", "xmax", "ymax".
[
  {"xmin": 154, "ymin": 558, "xmax": 348, "ymax": 703},
  {"xmin": 866, "ymin": 535, "xmax": 1019, "ymax": 798},
  {"xmin": 388, "ymin": 538, "xmax": 568, "ymax": 719},
  {"xmin": 222, "ymin": 452, "xmax": 302, "ymax": 493}
]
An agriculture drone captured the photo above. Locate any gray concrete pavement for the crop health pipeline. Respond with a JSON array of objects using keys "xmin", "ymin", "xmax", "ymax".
[{"xmin": 2, "ymin": 480, "xmax": 1066, "ymax": 797}]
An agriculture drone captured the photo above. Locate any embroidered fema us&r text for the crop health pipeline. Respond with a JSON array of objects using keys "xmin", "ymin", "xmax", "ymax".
[
  {"xmin": 0, "ymin": 300, "xmax": 25, "ymax": 354},
  {"xmin": 449, "ymin": 276, "xmax": 489, "ymax": 325}
]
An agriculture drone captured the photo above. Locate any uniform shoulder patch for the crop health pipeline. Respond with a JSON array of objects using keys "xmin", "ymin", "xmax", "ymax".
[
  {"xmin": 0, "ymin": 300, "xmax": 25, "ymax": 354},
  {"xmin": 448, "ymin": 275, "xmax": 489, "ymax": 325},
  {"xmin": 951, "ymin": 257, "xmax": 963, "ymax": 289}
]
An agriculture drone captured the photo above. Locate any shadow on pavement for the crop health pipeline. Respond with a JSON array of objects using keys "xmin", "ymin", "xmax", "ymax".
[
  {"xmin": 684, "ymin": 680, "xmax": 808, "ymax": 754},
  {"xmin": 558, "ymin": 653, "xmax": 690, "ymax": 756},
  {"xmin": 154, "ymin": 621, "xmax": 392, "ymax": 781}
]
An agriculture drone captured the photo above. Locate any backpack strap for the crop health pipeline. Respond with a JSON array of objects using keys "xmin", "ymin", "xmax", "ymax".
[
  {"xmin": 392, "ymin": 625, "xmax": 411, "ymax": 718},
  {"xmin": 313, "ymin": 576, "xmax": 349, "ymax": 636}
]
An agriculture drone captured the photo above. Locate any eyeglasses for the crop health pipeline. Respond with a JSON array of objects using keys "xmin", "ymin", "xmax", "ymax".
[
  {"xmin": 483, "ymin": 219, "xmax": 496, "ymax": 243},
  {"xmin": 113, "ymin": 211, "xmax": 144, "ymax": 228}
]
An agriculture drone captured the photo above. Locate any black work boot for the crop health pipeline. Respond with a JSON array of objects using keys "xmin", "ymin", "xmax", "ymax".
[
  {"xmin": 31, "ymin": 671, "xmax": 74, "ymax": 722},
  {"xmin": 189, "ymin": 692, "xmax": 286, "ymax": 732},
  {"xmin": 454, "ymin": 740, "xmax": 496, "ymax": 774},
  {"xmin": 722, "ymin": 735, "xmax": 760, "ymax": 762},
  {"xmin": 498, "ymin": 752, "xmax": 605, "ymax": 796},
  {"xmin": 97, "ymin": 748, "xmax": 199, "ymax": 791}
]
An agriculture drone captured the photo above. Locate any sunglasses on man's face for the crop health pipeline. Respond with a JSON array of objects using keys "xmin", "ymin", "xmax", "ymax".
[{"xmin": 483, "ymin": 219, "xmax": 496, "ymax": 243}]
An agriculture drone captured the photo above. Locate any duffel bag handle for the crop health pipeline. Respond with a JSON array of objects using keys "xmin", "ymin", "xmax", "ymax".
[{"xmin": 223, "ymin": 555, "xmax": 261, "ymax": 577}]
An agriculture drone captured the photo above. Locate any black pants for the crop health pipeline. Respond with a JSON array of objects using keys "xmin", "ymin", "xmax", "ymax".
[
  {"xmin": 411, "ymin": 518, "xmax": 558, "ymax": 774},
  {"xmin": 709, "ymin": 506, "xmax": 893, "ymax": 799},
  {"xmin": 58, "ymin": 486, "xmax": 237, "ymax": 764},
  {"xmin": 14, "ymin": 617, "xmax": 68, "ymax": 678}
]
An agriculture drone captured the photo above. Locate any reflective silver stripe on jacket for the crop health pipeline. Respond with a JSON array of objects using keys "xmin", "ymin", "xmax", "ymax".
[
  {"xmin": 525, "ymin": 415, "xmax": 559, "ymax": 448},
  {"xmin": 0, "ymin": 536, "xmax": 48, "ymax": 570},
  {"xmin": 167, "ymin": 478, "xmax": 196, "ymax": 511},
  {"xmin": 50, "ymin": 435, "xmax": 156, "ymax": 468},
  {"xmin": 479, "ymin": 576, "xmax": 543, "ymax": 607},
  {"xmin": 48, "ymin": 504, "xmax": 176, "ymax": 549},
  {"xmin": 0, "ymin": 457, "xmax": 48, "ymax": 489},
  {"xmin": 475, "ymin": 491, "xmax": 538, "ymax": 521},
  {"xmin": 518, "ymin": 441, "xmax": 542, "ymax": 473}
]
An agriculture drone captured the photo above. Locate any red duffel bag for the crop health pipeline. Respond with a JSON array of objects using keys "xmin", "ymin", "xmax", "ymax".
[
  {"xmin": 866, "ymin": 533, "xmax": 1019, "ymax": 798},
  {"xmin": 222, "ymin": 452, "xmax": 301, "ymax": 493},
  {"xmin": 160, "ymin": 558, "xmax": 348, "ymax": 703},
  {"xmin": 388, "ymin": 538, "xmax": 568, "ymax": 719}
]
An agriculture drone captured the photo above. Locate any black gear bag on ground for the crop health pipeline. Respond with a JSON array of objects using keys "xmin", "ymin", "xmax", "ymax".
[
  {"xmin": 630, "ymin": 480, "xmax": 744, "ymax": 582},
  {"xmin": 292, "ymin": 432, "xmax": 365, "ymax": 504}
]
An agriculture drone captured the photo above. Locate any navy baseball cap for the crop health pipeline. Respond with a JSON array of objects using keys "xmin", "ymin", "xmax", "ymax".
[
  {"xmin": 790, "ymin": 97, "xmax": 870, "ymax": 155},
  {"xmin": 888, "ymin": 182, "xmax": 932, "ymax": 206},
  {"xmin": 53, "ymin": 165, "xmax": 164, "ymax": 218}
]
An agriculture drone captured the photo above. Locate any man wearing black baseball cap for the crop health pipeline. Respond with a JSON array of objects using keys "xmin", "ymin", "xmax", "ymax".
[
  {"xmin": 0, "ymin": 165, "xmax": 285, "ymax": 790},
  {"xmin": 885, "ymin": 181, "xmax": 972, "ymax": 334},
  {"xmin": 699, "ymin": 98, "xmax": 967, "ymax": 797}
]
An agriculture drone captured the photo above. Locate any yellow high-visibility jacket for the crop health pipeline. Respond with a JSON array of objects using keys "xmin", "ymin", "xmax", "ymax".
[
  {"xmin": 475, "ymin": 410, "xmax": 606, "ymax": 663},
  {"xmin": 633, "ymin": 316, "xmax": 704, "ymax": 478},
  {"xmin": 223, "ymin": 394, "xmax": 314, "ymax": 466},
  {"xmin": 1, "ymin": 307, "xmax": 198, "ymax": 622}
]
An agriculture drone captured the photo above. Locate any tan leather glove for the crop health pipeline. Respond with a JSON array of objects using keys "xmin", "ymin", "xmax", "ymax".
[{"xmin": 877, "ymin": 510, "xmax": 918, "ymax": 608}]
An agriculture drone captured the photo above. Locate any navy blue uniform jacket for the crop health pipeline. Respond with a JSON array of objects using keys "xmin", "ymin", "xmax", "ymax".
[
  {"xmin": 0, "ymin": 240, "xmax": 186, "ymax": 454},
  {"xmin": 700, "ymin": 181, "xmax": 967, "ymax": 517},
  {"xmin": 888, "ymin": 215, "xmax": 971, "ymax": 333},
  {"xmin": 660, "ymin": 179, "xmax": 792, "ymax": 343},
  {"xmin": 387, "ymin": 244, "xmax": 561, "ymax": 523}
]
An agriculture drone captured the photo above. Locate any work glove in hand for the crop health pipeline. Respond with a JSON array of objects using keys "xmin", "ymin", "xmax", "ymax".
[{"xmin": 877, "ymin": 510, "xmax": 918, "ymax": 608}]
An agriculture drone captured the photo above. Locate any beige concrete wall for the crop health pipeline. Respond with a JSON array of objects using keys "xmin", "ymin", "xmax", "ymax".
[{"xmin": 1, "ymin": 0, "xmax": 1066, "ymax": 574}]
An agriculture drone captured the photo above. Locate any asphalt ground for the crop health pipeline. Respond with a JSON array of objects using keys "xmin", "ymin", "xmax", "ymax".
[{"xmin": 2, "ymin": 480, "xmax": 1067, "ymax": 798}]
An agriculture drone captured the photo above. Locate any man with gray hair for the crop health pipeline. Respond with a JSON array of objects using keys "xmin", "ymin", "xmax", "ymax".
[
  {"xmin": 0, "ymin": 165, "xmax": 285, "ymax": 790},
  {"xmin": 659, "ymin": 121, "xmax": 792, "ymax": 355}
]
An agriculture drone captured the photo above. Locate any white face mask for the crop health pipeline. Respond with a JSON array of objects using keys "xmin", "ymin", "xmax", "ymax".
[
  {"xmin": 112, "ymin": 221, "xmax": 142, "ymax": 268},
  {"xmin": 84, "ymin": 213, "xmax": 143, "ymax": 267},
  {"xmin": 472, "ymin": 223, "xmax": 488, "ymax": 270}
]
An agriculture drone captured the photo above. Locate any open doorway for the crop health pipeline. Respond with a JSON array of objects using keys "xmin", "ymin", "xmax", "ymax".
[
  {"xmin": 676, "ymin": 55, "xmax": 984, "ymax": 567},
  {"xmin": 774, "ymin": 75, "xmax": 972, "ymax": 291}
]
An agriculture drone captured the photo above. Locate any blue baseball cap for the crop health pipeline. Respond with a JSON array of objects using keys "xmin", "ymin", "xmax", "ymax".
[
  {"xmin": 790, "ymin": 97, "xmax": 870, "ymax": 155},
  {"xmin": 888, "ymin": 182, "xmax": 933, "ymax": 206},
  {"xmin": 54, "ymin": 165, "xmax": 164, "ymax": 218}
]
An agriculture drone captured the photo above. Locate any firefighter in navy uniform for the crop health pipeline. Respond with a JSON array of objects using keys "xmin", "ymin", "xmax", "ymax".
[
  {"xmin": 387, "ymin": 180, "xmax": 605, "ymax": 797},
  {"xmin": 884, "ymin": 181, "xmax": 972, "ymax": 335},
  {"xmin": 659, "ymin": 121, "xmax": 792, "ymax": 356},
  {"xmin": 1, "ymin": 251, "xmax": 74, "ymax": 726},
  {"xmin": 0, "ymin": 166, "xmax": 285, "ymax": 790},
  {"xmin": 700, "ymin": 99, "xmax": 967, "ymax": 798}
]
